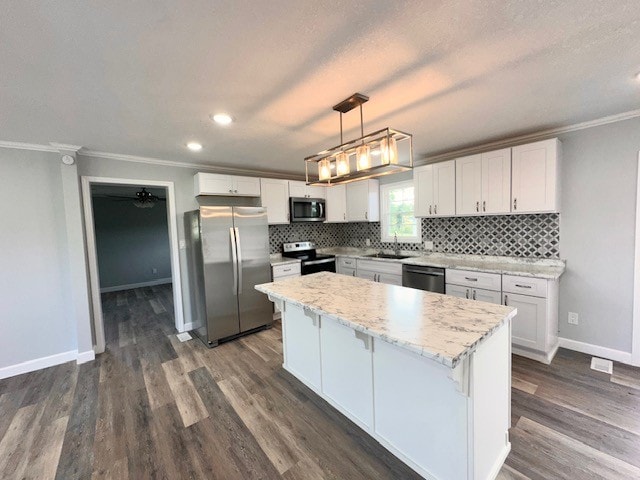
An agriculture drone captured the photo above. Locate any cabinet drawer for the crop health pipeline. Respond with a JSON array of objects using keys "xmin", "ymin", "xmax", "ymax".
[
  {"xmin": 502, "ymin": 275, "xmax": 547, "ymax": 298},
  {"xmin": 446, "ymin": 269, "xmax": 501, "ymax": 291},
  {"xmin": 338, "ymin": 257, "xmax": 357, "ymax": 268},
  {"xmin": 272, "ymin": 263, "xmax": 301, "ymax": 278},
  {"xmin": 356, "ymin": 259, "xmax": 402, "ymax": 276}
]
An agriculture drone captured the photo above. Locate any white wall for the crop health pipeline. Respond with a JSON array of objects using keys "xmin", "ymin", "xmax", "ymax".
[
  {"xmin": 92, "ymin": 196, "xmax": 172, "ymax": 288},
  {"xmin": 0, "ymin": 149, "xmax": 77, "ymax": 368},
  {"xmin": 558, "ymin": 117, "xmax": 640, "ymax": 352}
]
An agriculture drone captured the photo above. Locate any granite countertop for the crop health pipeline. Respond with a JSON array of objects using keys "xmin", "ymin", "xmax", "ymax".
[
  {"xmin": 269, "ymin": 254, "xmax": 301, "ymax": 267},
  {"xmin": 318, "ymin": 247, "xmax": 565, "ymax": 279},
  {"xmin": 256, "ymin": 272, "xmax": 517, "ymax": 368}
]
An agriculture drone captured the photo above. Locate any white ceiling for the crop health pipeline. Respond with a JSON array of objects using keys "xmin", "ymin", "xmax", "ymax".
[{"xmin": 1, "ymin": 1, "xmax": 639, "ymax": 175}]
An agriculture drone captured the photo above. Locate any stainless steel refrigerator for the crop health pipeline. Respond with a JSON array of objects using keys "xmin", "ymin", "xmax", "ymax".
[{"xmin": 184, "ymin": 206, "xmax": 273, "ymax": 346}]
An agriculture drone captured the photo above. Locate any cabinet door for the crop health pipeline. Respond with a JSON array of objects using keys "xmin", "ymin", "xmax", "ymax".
[
  {"xmin": 511, "ymin": 139, "xmax": 559, "ymax": 213},
  {"xmin": 356, "ymin": 268, "xmax": 377, "ymax": 282},
  {"xmin": 504, "ymin": 292, "xmax": 547, "ymax": 351},
  {"xmin": 288, "ymin": 181, "xmax": 308, "ymax": 198},
  {"xmin": 481, "ymin": 148, "xmax": 511, "ymax": 214},
  {"xmin": 413, "ymin": 165, "xmax": 433, "ymax": 217},
  {"xmin": 233, "ymin": 176, "xmax": 261, "ymax": 196},
  {"xmin": 282, "ymin": 303, "xmax": 321, "ymax": 392},
  {"xmin": 195, "ymin": 173, "xmax": 233, "ymax": 195},
  {"xmin": 341, "ymin": 267, "xmax": 356, "ymax": 277},
  {"xmin": 377, "ymin": 273, "xmax": 403, "ymax": 286},
  {"xmin": 346, "ymin": 181, "xmax": 369, "ymax": 221},
  {"xmin": 325, "ymin": 184, "xmax": 347, "ymax": 222},
  {"xmin": 433, "ymin": 160, "xmax": 456, "ymax": 216},
  {"xmin": 307, "ymin": 185, "xmax": 326, "ymax": 199},
  {"xmin": 260, "ymin": 178, "xmax": 290, "ymax": 224},
  {"xmin": 320, "ymin": 317, "xmax": 374, "ymax": 429},
  {"xmin": 455, "ymin": 154, "xmax": 482, "ymax": 215},
  {"xmin": 472, "ymin": 288, "xmax": 502, "ymax": 305},
  {"xmin": 446, "ymin": 284, "xmax": 471, "ymax": 299}
]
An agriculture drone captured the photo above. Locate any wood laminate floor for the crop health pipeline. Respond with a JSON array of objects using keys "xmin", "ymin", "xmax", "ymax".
[{"xmin": 1, "ymin": 284, "xmax": 639, "ymax": 479}]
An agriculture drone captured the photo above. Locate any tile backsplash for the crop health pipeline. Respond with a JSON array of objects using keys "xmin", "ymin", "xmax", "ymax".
[{"xmin": 269, "ymin": 213, "xmax": 560, "ymax": 258}]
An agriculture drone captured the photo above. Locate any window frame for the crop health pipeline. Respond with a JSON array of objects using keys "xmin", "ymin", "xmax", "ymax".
[{"xmin": 379, "ymin": 180, "xmax": 422, "ymax": 244}]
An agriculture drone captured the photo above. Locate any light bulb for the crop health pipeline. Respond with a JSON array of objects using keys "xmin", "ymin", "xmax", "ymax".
[
  {"xmin": 318, "ymin": 158, "xmax": 331, "ymax": 181},
  {"xmin": 356, "ymin": 145, "xmax": 371, "ymax": 171},
  {"xmin": 380, "ymin": 137, "xmax": 398, "ymax": 165},
  {"xmin": 336, "ymin": 152, "xmax": 350, "ymax": 176}
]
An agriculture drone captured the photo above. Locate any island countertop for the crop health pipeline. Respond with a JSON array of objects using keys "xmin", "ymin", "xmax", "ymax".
[{"xmin": 256, "ymin": 272, "xmax": 517, "ymax": 368}]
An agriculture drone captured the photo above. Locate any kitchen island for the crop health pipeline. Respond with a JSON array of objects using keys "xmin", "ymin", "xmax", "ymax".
[{"xmin": 256, "ymin": 272, "xmax": 517, "ymax": 480}]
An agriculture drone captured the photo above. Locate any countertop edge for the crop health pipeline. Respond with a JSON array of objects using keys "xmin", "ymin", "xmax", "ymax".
[{"xmin": 256, "ymin": 284, "xmax": 517, "ymax": 369}]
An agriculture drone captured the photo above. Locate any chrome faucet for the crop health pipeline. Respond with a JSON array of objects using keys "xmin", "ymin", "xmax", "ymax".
[{"xmin": 394, "ymin": 233, "xmax": 400, "ymax": 256}]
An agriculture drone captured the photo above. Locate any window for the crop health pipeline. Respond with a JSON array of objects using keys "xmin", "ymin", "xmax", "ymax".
[{"xmin": 380, "ymin": 181, "xmax": 421, "ymax": 244}]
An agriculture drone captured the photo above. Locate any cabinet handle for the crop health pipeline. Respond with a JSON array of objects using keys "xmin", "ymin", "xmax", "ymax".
[
  {"xmin": 229, "ymin": 189, "xmax": 233, "ymax": 193},
  {"xmin": 429, "ymin": 205, "xmax": 432, "ymax": 215},
  {"xmin": 483, "ymin": 201, "xmax": 486, "ymax": 212},
  {"xmin": 287, "ymin": 213, "xmax": 290, "ymax": 221},
  {"xmin": 343, "ymin": 212, "xmax": 346, "ymax": 220},
  {"xmin": 504, "ymin": 295, "xmax": 508, "ymax": 306},
  {"xmin": 465, "ymin": 289, "xmax": 469, "ymax": 299},
  {"xmin": 476, "ymin": 201, "xmax": 479, "ymax": 212},
  {"xmin": 352, "ymin": 271, "xmax": 355, "ymax": 276},
  {"xmin": 434, "ymin": 205, "xmax": 438, "ymax": 215},
  {"xmin": 513, "ymin": 198, "xmax": 517, "ymax": 210},
  {"xmin": 515, "ymin": 284, "xmax": 532, "ymax": 289},
  {"xmin": 472, "ymin": 290, "xmax": 476, "ymax": 300},
  {"xmin": 283, "ymin": 268, "xmax": 291, "ymax": 272},
  {"xmin": 464, "ymin": 277, "xmax": 478, "ymax": 282},
  {"xmin": 365, "ymin": 212, "xmax": 368, "ymax": 220}
]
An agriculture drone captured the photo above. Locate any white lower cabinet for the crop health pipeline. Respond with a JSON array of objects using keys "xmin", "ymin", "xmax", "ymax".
[
  {"xmin": 356, "ymin": 259, "xmax": 402, "ymax": 286},
  {"xmin": 320, "ymin": 317, "xmax": 373, "ymax": 429},
  {"xmin": 281, "ymin": 304, "xmax": 321, "ymax": 392},
  {"xmin": 336, "ymin": 257, "xmax": 356, "ymax": 275},
  {"xmin": 503, "ymin": 274, "xmax": 559, "ymax": 364}
]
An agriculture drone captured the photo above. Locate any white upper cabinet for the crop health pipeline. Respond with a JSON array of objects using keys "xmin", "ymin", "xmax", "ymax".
[
  {"xmin": 481, "ymin": 148, "xmax": 512, "ymax": 214},
  {"xmin": 456, "ymin": 149, "xmax": 511, "ymax": 215},
  {"xmin": 260, "ymin": 178, "xmax": 290, "ymax": 224},
  {"xmin": 414, "ymin": 160, "xmax": 455, "ymax": 217},
  {"xmin": 455, "ymin": 154, "xmax": 482, "ymax": 215},
  {"xmin": 325, "ymin": 184, "xmax": 347, "ymax": 223},
  {"xmin": 194, "ymin": 173, "xmax": 261, "ymax": 197},
  {"xmin": 346, "ymin": 179, "xmax": 380, "ymax": 222},
  {"xmin": 511, "ymin": 138, "xmax": 560, "ymax": 213},
  {"xmin": 288, "ymin": 181, "xmax": 326, "ymax": 199}
]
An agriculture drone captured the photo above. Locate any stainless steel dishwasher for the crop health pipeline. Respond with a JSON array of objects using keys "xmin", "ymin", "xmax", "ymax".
[{"xmin": 402, "ymin": 264, "xmax": 445, "ymax": 293}]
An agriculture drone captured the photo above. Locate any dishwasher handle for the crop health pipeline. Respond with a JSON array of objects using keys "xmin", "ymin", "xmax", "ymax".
[{"xmin": 403, "ymin": 268, "xmax": 444, "ymax": 276}]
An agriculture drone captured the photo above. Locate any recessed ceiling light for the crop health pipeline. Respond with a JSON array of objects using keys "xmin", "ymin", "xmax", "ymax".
[
  {"xmin": 187, "ymin": 142, "xmax": 203, "ymax": 151},
  {"xmin": 211, "ymin": 113, "xmax": 234, "ymax": 125}
]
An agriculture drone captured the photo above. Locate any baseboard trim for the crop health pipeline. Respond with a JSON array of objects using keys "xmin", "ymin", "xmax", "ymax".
[
  {"xmin": 512, "ymin": 342, "xmax": 559, "ymax": 365},
  {"xmin": 76, "ymin": 350, "xmax": 96, "ymax": 365},
  {"xmin": 558, "ymin": 337, "xmax": 633, "ymax": 364},
  {"xmin": 0, "ymin": 349, "xmax": 95, "ymax": 380},
  {"xmin": 100, "ymin": 278, "xmax": 172, "ymax": 293}
]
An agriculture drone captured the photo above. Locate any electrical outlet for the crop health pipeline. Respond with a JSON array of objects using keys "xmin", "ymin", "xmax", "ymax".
[
  {"xmin": 568, "ymin": 312, "xmax": 579, "ymax": 325},
  {"xmin": 424, "ymin": 241, "xmax": 434, "ymax": 251},
  {"xmin": 152, "ymin": 268, "xmax": 158, "ymax": 275},
  {"xmin": 365, "ymin": 238, "xmax": 371, "ymax": 246}
]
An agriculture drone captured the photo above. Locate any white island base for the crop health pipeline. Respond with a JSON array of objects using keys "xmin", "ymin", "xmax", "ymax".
[{"xmin": 276, "ymin": 301, "xmax": 511, "ymax": 480}]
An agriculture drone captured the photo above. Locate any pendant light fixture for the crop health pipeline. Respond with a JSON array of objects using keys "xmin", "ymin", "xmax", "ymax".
[{"xmin": 305, "ymin": 93, "xmax": 413, "ymax": 185}]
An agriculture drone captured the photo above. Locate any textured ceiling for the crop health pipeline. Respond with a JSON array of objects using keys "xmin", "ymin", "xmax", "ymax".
[{"xmin": 1, "ymin": 1, "xmax": 639, "ymax": 174}]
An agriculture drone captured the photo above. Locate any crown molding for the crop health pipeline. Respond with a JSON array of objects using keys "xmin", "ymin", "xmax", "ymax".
[
  {"xmin": 80, "ymin": 149, "xmax": 304, "ymax": 180},
  {"xmin": 0, "ymin": 140, "xmax": 59, "ymax": 152},
  {"xmin": 49, "ymin": 142, "xmax": 83, "ymax": 154},
  {"xmin": 2, "ymin": 107, "xmax": 638, "ymax": 177},
  {"xmin": 418, "ymin": 108, "xmax": 640, "ymax": 164}
]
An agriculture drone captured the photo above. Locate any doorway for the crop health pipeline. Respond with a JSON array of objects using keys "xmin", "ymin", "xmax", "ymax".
[{"xmin": 82, "ymin": 177, "xmax": 184, "ymax": 353}]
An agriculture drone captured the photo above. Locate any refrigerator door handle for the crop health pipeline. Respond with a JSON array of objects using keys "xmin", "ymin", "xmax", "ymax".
[
  {"xmin": 229, "ymin": 227, "xmax": 238, "ymax": 295},
  {"xmin": 234, "ymin": 227, "xmax": 243, "ymax": 294}
]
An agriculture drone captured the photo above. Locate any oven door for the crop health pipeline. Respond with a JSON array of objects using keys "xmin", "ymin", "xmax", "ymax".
[
  {"xmin": 302, "ymin": 257, "xmax": 336, "ymax": 275},
  {"xmin": 290, "ymin": 197, "xmax": 325, "ymax": 222}
]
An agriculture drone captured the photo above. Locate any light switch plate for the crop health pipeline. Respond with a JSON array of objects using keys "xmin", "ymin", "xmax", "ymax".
[
  {"xmin": 424, "ymin": 241, "xmax": 434, "ymax": 250},
  {"xmin": 568, "ymin": 312, "xmax": 579, "ymax": 325},
  {"xmin": 365, "ymin": 238, "xmax": 371, "ymax": 246},
  {"xmin": 179, "ymin": 240, "xmax": 186, "ymax": 249}
]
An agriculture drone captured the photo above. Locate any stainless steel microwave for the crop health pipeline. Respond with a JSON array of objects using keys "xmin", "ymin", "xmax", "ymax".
[{"xmin": 289, "ymin": 197, "xmax": 325, "ymax": 222}]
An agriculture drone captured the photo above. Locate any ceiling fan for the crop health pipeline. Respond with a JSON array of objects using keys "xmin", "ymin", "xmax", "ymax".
[{"xmin": 105, "ymin": 187, "xmax": 166, "ymax": 209}]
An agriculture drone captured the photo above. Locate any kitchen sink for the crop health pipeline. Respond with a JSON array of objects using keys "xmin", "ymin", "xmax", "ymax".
[{"xmin": 364, "ymin": 253, "xmax": 411, "ymax": 260}]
